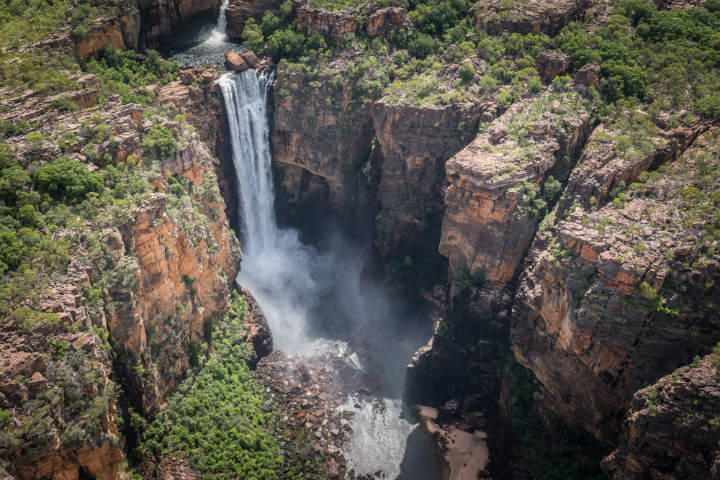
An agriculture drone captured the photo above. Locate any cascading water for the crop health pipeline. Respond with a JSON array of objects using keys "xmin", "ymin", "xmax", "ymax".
[
  {"xmin": 203, "ymin": 0, "xmax": 229, "ymax": 46},
  {"xmin": 218, "ymin": 69, "xmax": 445, "ymax": 478},
  {"xmin": 162, "ymin": 0, "xmax": 241, "ymax": 66}
]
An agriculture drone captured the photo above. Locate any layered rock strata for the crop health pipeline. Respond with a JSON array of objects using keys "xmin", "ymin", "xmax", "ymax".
[{"xmin": 512, "ymin": 129, "xmax": 720, "ymax": 443}]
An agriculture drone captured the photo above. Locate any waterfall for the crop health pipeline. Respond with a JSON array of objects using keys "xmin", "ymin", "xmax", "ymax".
[
  {"xmin": 218, "ymin": 69, "xmax": 442, "ymax": 479},
  {"xmin": 217, "ymin": 70, "xmax": 276, "ymax": 252},
  {"xmin": 204, "ymin": 0, "xmax": 229, "ymax": 46},
  {"xmin": 218, "ymin": 69, "xmax": 324, "ymax": 353}
]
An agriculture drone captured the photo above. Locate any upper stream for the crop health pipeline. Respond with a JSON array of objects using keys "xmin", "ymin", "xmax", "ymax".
[{"xmin": 165, "ymin": 7, "xmax": 445, "ymax": 478}]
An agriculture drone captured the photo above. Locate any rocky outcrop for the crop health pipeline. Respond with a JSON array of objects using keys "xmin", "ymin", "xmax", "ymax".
[
  {"xmin": 474, "ymin": 0, "xmax": 590, "ymax": 36},
  {"xmin": 557, "ymin": 113, "xmax": 708, "ymax": 219},
  {"xmin": 535, "ymin": 50, "xmax": 571, "ymax": 81},
  {"xmin": 0, "ymin": 72, "xmax": 241, "ymax": 478},
  {"xmin": 439, "ymin": 88, "xmax": 594, "ymax": 288},
  {"xmin": 224, "ymin": 50, "xmax": 264, "ymax": 72},
  {"xmin": 372, "ymin": 98, "xmax": 486, "ymax": 257},
  {"xmin": 239, "ymin": 287, "xmax": 273, "ymax": 361},
  {"xmin": 366, "ymin": 7, "xmax": 410, "ymax": 37},
  {"xmin": 296, "ymin": 4, "xmax": 359, "ymax": 44},
  {"xmin": 74, "ymin": 13, "xmax": 142, "ymax": 59},
  {"xmin": 511, "ymin": 129, "xmax": 720, "ymax": 443},
  {"xmin": 226, "ymin": 0, "xmax": 283, "ymax": 39},
  {"xmin": 603, "ymin": 351, "xmax": 720, "ymax": 479},
  {"xmin": 0, "ymin": 317, "xmax": 124, "ymax": 480}
]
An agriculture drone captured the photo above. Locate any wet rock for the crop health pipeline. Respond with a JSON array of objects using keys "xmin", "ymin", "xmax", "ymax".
[{"xmin": 239, "ymin": 287, "xmax": 273, "ymax": 361}]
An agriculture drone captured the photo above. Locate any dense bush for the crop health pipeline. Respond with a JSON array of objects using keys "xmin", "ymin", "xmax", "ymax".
[
  {"xmin": 139, "ymin": 293, "xmax": 288, "ymax": 478},
  {"xmin": 84, "ymin": 47, "xmax": 178, "ymax": 105},
  {"xmin": 142, "ymin": 125, "xmax": 176, "ymax": 160},
  {"xmin": 34, "ymin": 157, "xmax": 103, "ymax": 203}
]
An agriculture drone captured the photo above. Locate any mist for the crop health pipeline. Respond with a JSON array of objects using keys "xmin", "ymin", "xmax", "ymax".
[{"xmin": 220, "ymin": 69, "xmax": 442, "ymax": 478}]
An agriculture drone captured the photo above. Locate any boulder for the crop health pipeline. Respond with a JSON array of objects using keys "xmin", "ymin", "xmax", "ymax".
[
  {"xmin": 225, "ymin": 51, "xmax": 249, "ymax": 72},
  {"xmin": 535, "ymin": 50, "xmax": 571, "ymax": 81},
  {"xmin": 27, "ymin": 372, "xmax": 49, "ymax": 393},
  {"xmin": 573, "ymin": 61, "xmax": 601, "ymax": 90}
]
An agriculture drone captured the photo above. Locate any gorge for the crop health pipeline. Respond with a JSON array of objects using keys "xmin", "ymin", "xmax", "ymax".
[{"xmin": 0, "ymin": 0, "xmax": 719, "ymax": 478}]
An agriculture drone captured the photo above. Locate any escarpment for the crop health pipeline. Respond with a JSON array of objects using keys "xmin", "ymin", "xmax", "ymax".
[
  {"xmin": 38, "ymin": 0, "xmax": 221, "ymax": 60},
  {"xmin": 270, "ymin": 58, "xmax": 378, "ymax": 227},
  {"xmin": 371, "ymin": 99, "xmax": 485, "ymax": 260},
  {"xmin": 512, "ymin": 129, "xmax": 720, "ymax": 444},
  {"xmin": 603, "ymin": 349, "xmax": 720, "ymax": 479},
  {"xmin": 473, "ymin": 0, "xmax": 590, "ymax": 36}
]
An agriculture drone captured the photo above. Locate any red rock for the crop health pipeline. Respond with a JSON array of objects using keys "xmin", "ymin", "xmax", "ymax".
[{"xmin": 225, "ymin": 51, "xmax": 249, "ymax": 72}]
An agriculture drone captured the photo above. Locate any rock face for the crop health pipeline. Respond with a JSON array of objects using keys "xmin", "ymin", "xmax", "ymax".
[
  {"xmin": 296, "ymin": 4, "xmax": 359, "ymax": 44},
  {"xmin": 511, "ymin": 129, "xmax": 720, "ymax": 443},
  {"xmin": 271, "ymin": 57, "xmax": 378, "ymax": 220},
  {"xmin": 603, "ymin": 351, "xmax": 720, "ymax": 479},
  {"xmin": 74, "ymin": 13, "xmax": 142, "ymax": 59},
  {"xmin": 372, "ymin": 99, "xmax": 485, "ymax": 257},
  {"xmin": 366, "ymin": 7, "xmax": 410, "ymax": 37},
  {"xmin": 535, "ymin": 50, "xmax": 571, "ymax": 81},
  {"xmin": 439, "ymin": 88, "xmax": 594, "ymax": 288},
  {"xmin": 474, "ymin": 0, "xmax": 590, "ymax": 36},
  {"xmin": 0, "ymin": 318, "xmax": 125, "ymax": 480},
  {"xmin": 239, "ymin": 287, "xmax": 273, "ymax": 361},
  {"xmin": 557, "ymin": 113, "xmax": 708, "ymax": 219},
  {"xmin": 138, "ymin": 0, "xmax": 220, "ymax": 47},
  {"xmin": 225, "ymin": 0, "xmax": 282, "ymax": 39},
  {"xmin": 0, "ymin": 69, "xmax": 242, "ymax": 478}
]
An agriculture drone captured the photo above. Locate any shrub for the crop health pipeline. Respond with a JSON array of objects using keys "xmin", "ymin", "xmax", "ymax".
[
  {"xmin": 458, "ymin": 62, "xmax": 476, "ymax": 83},
  {"xmin": 454, "ymin": 264, "xmax": 485, "ymax": 289},
  {"xmin": 694, "ymin": 94, "xmax": 720, "ymax": 119},
  {"xmin": 142, "ymin": 125, "xmax": 176, "ymax": 160},
  {"xmin": 408, "ymin": 33, "xmax": 441, "ymax": 58}
]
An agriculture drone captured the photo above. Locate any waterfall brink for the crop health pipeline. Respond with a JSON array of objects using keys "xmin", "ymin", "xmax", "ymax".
[{"xmin": 204, "ymin": 0, "xmax": 229, "ymax": 46}]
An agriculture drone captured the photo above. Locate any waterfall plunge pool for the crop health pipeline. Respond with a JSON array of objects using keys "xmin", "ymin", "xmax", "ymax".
[{"xmin": 161, "ymin": 11, "xmax": 448, "ymax": 476}]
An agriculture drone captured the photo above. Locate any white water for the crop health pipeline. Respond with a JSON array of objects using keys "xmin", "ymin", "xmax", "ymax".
[
  {"xmin": 165, "ymin": 0, "xmax": 241, "ymax": 66},
  {"xmin": 203, "ymin": 0, "xmax": 229, "ymax": 46},
  {"xmin": 218, "ymin": 69, "xmax": 441, "ymax": 478}
]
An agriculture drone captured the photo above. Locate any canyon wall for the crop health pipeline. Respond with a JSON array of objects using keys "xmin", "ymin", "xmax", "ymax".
[
  {"xmin": 511, "ymin": 128, "xmax": 720, "ymax": 444},
  {"xmin": 0, "ymin": 68, "xmax": 251, "ymax": 478}
]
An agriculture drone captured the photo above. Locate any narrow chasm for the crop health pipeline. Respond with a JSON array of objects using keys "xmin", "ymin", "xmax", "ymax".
[{"xmin": 162, "ymin": 8, "xmax": 448, "ymax": 480}]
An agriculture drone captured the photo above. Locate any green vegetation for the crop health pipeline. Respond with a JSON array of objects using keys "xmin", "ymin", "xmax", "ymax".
[
  {"xmin": 555, "ymin": 0, "xmax": 720, "ymax": 112},
  {"xmin": 138, "ymin": 292, "xmax": 321, "ymax": 479},
  {"xmin": 502, "ymin": 354, "xmax": 608, "ymax": 479},
  {"xmin": 84, "ymin": 47, "xmax": 179, "ymax": 105},
  {"xmin": 454, "ymin": 264, "xmax": 485, "ymax": 289}
]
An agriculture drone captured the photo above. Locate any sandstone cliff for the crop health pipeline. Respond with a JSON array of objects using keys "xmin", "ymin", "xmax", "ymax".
[
  {"xmin": 511, "ymin": 128, "xmax": 720, "ymax": 443},
  {"xmin": 372, "ymin": 98, "xmax": 485, "ymax": 259},
  {"xmin": 0, "ymin": 72, "xmax": 242, "ymax": 478},
  {"xmin": 474, "ymin": 0, "xmax": 590, "ymax": 36},
  {"xmin": 439, "ymin": 87, "xmax": 594, "ymax": 289},
  {"xmin": 603, "ymin": 349, "xmax": 720, "ymax": 479},
  {"xmin": 271, "ymin": 56, "xmax": 378, "ymax": 225}
]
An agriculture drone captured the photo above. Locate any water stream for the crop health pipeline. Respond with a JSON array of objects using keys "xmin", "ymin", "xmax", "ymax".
[{"xmin": 165, "ymin": 8, "xmax": 445, "ymax": 478}]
